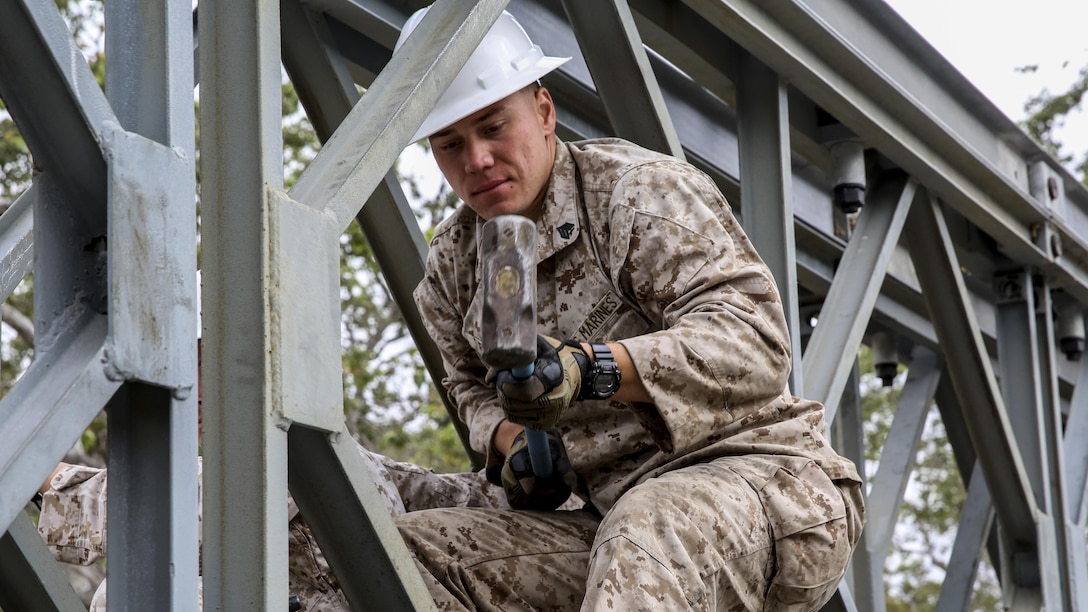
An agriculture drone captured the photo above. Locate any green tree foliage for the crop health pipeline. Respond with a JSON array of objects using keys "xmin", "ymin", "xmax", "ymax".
[
  {"xmin": 1020, "ymin": 62, "xmax": 1088, "ymax": 183},
  {"xmin": 0, "ymin": 109, "xmax": 31, "ymax": 194},
  {"xmin": 338, "ymin": 216, "xmax": 467, "ymax": 472}
]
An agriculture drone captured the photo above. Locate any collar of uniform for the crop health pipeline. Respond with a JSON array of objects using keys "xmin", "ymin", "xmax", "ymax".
[
  {"xmin": 472, "ymin": 140, "xmax": 582, "ymax": 267},
  {"xmin": 533, "ymin": 140, "xmax": 581, "ymax": 262}
]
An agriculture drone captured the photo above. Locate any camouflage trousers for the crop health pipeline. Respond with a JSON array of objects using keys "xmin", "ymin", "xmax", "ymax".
[
  {"xmin": 396, "ymin": 455, "xmax": 864, "ymax": 612},
  {"xmin": 42, "ymin": 445, "xmax": 513, "ymax": 612}
]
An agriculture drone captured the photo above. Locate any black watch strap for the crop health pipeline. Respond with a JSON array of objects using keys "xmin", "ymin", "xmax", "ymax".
[{"xmin": 589, "ymin": 343, "xmax": 613, "ymax": 363}]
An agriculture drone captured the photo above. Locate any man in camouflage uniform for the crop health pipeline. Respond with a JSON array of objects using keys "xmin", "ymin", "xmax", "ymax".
[
  {"xmin": 396, "ymin": 6, "xmax": 865, "ymax": 611},
  {"xmin": 37, "ymin": 446, "xmax": 516, "ymax": 611}
]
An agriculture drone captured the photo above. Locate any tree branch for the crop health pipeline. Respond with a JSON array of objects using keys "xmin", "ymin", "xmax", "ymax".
[{"xmin": 2, "ymin": 303, "xmax": 34, "ymax": 348}]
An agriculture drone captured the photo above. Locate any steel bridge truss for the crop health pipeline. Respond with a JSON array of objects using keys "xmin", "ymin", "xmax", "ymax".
[{"xmin": 1, "ymin": 0, "xmax": 1086, "ymax": 610}]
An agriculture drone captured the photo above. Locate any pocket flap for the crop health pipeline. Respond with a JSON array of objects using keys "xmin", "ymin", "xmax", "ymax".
[{"xmin": 729, "ymin": 455, "xmax": 846, "ymax": 539}]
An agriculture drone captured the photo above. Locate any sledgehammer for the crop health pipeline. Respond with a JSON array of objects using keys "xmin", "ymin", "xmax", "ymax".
[{"xmin": 479, "ymin": 215, "xmax": 552, "ymax": 478}]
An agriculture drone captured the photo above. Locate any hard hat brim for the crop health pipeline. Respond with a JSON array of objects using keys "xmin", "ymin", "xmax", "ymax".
[{"xmin": 409, "ymin": 55, "xmax": 571, "ymax": 144}]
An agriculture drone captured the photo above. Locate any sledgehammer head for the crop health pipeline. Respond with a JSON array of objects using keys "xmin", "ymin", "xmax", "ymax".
[{"xmin": 480, "ymin": 215, "xmax": 537, "ymax": 370}]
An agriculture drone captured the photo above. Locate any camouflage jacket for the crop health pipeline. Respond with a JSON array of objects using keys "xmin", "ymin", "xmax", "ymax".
[{"xmin": 413, "ymin": 138, "xmax": 861, "ymax": 513}]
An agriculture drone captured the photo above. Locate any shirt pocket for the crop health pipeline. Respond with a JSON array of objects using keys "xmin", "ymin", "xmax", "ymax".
[{"xmin": 729, "ymin": 455, "xmax": 851, "ymax": 611}]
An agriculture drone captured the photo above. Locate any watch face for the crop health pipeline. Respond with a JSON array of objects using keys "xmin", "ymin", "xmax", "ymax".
[
  {"xmin": 591, "ymin": 374, "xmax": 617, "ymax": 392},
  {"xmin": 589, "ymin": 365, "xmax": 621, "ymax": 398}
]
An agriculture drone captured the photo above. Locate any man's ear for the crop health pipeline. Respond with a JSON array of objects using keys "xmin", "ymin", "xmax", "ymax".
[{"xmin": 534, "ymin": 87, "xmax": 557, "ymax": 136}]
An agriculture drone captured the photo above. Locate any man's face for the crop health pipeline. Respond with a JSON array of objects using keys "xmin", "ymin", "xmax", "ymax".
[{"xmin": 428, "ymin": 86, "xmax": 557, "ymax": 221}]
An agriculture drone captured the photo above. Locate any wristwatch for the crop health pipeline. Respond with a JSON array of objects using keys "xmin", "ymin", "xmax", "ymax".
[{"xmin": 581, "ymin": 342, "xmax": 622, "ymax": 400}]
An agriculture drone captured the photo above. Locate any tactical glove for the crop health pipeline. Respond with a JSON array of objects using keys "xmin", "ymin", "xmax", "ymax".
[
  {"xmin": 494, "ymin": 335, "xmax": 589, "ymax": 430},
  {"xmin": 501, "ymin": 429, "xmax": 576, "ymax": 511}
]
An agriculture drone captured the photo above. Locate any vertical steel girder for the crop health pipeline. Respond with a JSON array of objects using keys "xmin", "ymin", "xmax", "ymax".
[
  {"xmin": 103, "ymin": 0, "xmax": 200, "ymax": 607},
  {"xmin": 560, "ymin": 0, "xmax": 684, "ymax": 158},
  {"xmin": 198, "ymin": 0, "xmax": 295, "ymax": 606},
  {"xmin": 735, "ymin": 52, "xmax": 804, "ymax": 395},
  {"xmin": 995, "ymin": 272, "xmax": 1073, "ymax": 607},
  {"xmin": 829, "ymin": 363, "xmax": 874, "ymax": 609},
  {"xmin": 1, "ymin": 1, "xmax": 197, "ymax": 610},
  {"xmin": 1065, "ymin": 356, "xmax": 1088, "ymax": 608},
  {"xmin": 202, "ymin": 0, "xmax": 509, "ymax": 609},
  {"xmin": 994, "ymin": 270, "xmax": 1049, "ymax": 510},
  {"xmin": 1070, "ymin": 354, "xmax": 1088, "ymax": 525}
]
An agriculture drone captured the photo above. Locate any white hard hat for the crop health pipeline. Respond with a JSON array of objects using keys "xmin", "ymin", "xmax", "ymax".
[{"xmin": 395, "ymin": 7, "xmax": 571, "ymax": 143}]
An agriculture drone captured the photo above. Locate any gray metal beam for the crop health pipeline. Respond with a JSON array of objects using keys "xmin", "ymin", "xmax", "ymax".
[
  {"xmin": 106, "ymin": 383, "xmax": 198, "ymax": 611},
  {"xmin": 1030, "ymin": 279, "xmax": 1074, "ymax": 609},
  {"xmin": 102, "ymin": 0, "xmax": 200, "ymax": 607},
  {"xmin": 289, "ymin": 1, "xmax": 511, "ymax": 231},
  {"xmin": 1066, "ymin": 354, "xmax": 1088, "ymax": 608},
  {"xmin": 802, "ymin": 173, "xmax": 915, "ymax": 421},
  {"xmin": 198, "ymin": 0, "xmax": 290, "ymax": 606},
  {"xmin": 0, "ymin": 0, "xmax": 112, "ymax": 228},
  {"xmin": 1066, "ymin": 349, "xmax": 1088, "ymax": 526},
  {"xmin": 628, "ymin": 0, "xmax": 739, "ymax": 104},
  {"xmin": 685, "ymin": 0, "xmax": 1088, "ymax": 304},
  {"xmin": 935, "ymin": 463, "xmax": 996, "ymax": 612},
  {"xmin": 0, "ymin": 313, "xmax": 117, "ymax": 533},
  {"xmin": 105, "ymin": 0, "xmax": 195, "ymax": 152},
  {"xmin": 905, "ymin": 192, "xmax": 1038, "ymax": 556},
  {"xmin": 2, "ymin": 112, "xmax": 118, "ymax": 556},
  {"xmin": 279, "ymin": 0, "xmax": 481, "ymax": 467},
  {"xmin": 866, "ymin": 347, "xmax": 939, "ymax": 561},
  {"xmin": 560, "ymin": 0, "xmax": 684, "ymax": 158},
  {"xmin": 280, "ymin": 0, "xmax": 360, "ymax": 139},
  {"xmin": 0, "ymin": 3, "xmax": 133, "ymax": 599},
  {"xmin": 1070, "ymin": 529, "xmax": 1088, "ymax": 612},
  {"xmin": 819, "ymin": 583, "xmax": 858, "ymax": 612},
  {"xmin": 303, "ymin": 1, "xmax": 1088, "ymax": 400},
  {"xmin": 288, "ymin": 426, "xmax": 437, "ymax": 611},
  {"xmin": 934, "ymin": 367, "xmax": 1004, "ymax": 582},
  {"xmin": 829, "ymin": 363, "xmax": 876, "ymax": 611},
  {"xmin": 994, "ymin": 270, "xmax": 1050, "ymax": 512},
  {"xmin": 0, "ymin": 186, "xmax": 33, "ymax": 303},
  {"xmin": 862, "ymin": 346, "xmax": 940, "ymax": 612},
  {"xmin": 736, "ymin": 51, "xmax": 804, "ymax": 395},
  {"xmin": 0, "ymin": 511, "xmax": 85, "ymax": 612},
  {"xmin": 993, "ymin": 270, "xmax": 1066, "ymax": 606}
]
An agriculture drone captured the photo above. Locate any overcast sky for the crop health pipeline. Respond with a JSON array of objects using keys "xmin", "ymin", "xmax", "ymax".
[{"xmin": 883, "ymin": 0, "xmax": 1088, "ymax": 161}]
